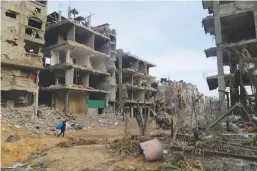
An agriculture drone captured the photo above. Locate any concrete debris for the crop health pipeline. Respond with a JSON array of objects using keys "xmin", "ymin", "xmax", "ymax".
[
  {"xmin": 5, "ymin": 135, "xmax": 21, "ymax": 143},
  {"xmin": 1, "ymin": 105, "xmax": 121, "ymax": 134}
]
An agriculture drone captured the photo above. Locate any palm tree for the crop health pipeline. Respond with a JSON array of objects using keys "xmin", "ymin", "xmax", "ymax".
[{"xmin": 70, "ymin": 8, "xmax": 79, "ymax": 19}]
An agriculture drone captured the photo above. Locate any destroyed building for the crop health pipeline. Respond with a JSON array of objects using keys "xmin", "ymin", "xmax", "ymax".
[
  {"xmin": 1, "ymin": 1, "xmax": 47, "ymax": 114},
  {"xmin": 157, "ymin": 79, "xmax": 205, "ymax": 124},
  {"xmin": 202, "ymin": 1, "xmax": 257, "ymax": 112},
  {"xmin": 39, "ymin": 8, "xmax": 117, "ymax": 114},
  {"xmin": 116, "ymin": 49, "xmax": 157, "ymax": 117}
]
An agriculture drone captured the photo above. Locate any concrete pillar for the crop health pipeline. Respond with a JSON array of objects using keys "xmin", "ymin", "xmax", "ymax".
[
  {"xmin": 57, "ymin": 34, "xmax": 63, "ymax": 43},
  {"xmin": 34, "ymin": 91, "xmax": 38, "ymax": 116},
  {"xmin": 66, "ymin": 49, "xmax": 72, "ymax": 64},
  {"xmin": 130, "ymin": 106, "xmax": 133, "ymax": 118},
  {"xmin": 82, "ymin": 73, "xmax": 89, "ymax": 86},
  {"xmin": 105, "ymin": 94, "xmax": 109, "ymax": 108},
  {"xmin": 254, "ymin": 9, "xmax": 257, "ymax": 38},
  {"xmin": 89, "ymin": 34, "xmax": 95, "ymax": 49},
  {"xmin": 55, "ymin": 77, "xmax": 59, "ymax": 85},
  {"xmin": 64, "ymin": 91, "xmax": 69, "ymax": 114},
  {"xmin": 118, "ymin": 54, "xmax": 124, "ymax": 114},
  {"xmin": 58, "ymin": 10, "xmax": 62, "ymax": 21},
  {"xmin": 214, "ymin": 1, "xmax": 226, "ymax": 114},
  {"xmin": 67, "ymin": 25, "xmax": 75, "ymax": 41},
  {"xmin": 230, "ymin": 65, "xmax": 238, "ymax": 106},
  {"xmin": 65, "ymin": 68, "xmax": 74, "ymax": 85},
  {"xmin": 68, "ymin": 6, "xmax": 71, "ymax": 19},
  {"xmin": 55, "ymin": 92, "xmax": 59, "ymax": 110}
]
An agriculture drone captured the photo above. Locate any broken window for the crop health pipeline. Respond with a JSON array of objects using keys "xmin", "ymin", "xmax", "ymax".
[
  {"xmin": 34, "ymin": 8, "xmax": 41, "ymax": 13},
  {"xmin": 25, "ymin": 27, "xmax": 41, "ymax": 39},
  {"xmin": 5, "ymin": 10, "xmax": 17, "ymax": 19},
  {"xmin": 59, "ymin": 51, "xmax": 66, "ymax": 63},
  {"xmin": 28, "ymin": 17, "xmax": 42, "ymax": 29},
  {"xmin": 20, "ymin": 70, "xmax": 30, "ymax": 78},
  {"xmin": 24, "ymin": 40, "xmax": 41, "ymax": 54}
]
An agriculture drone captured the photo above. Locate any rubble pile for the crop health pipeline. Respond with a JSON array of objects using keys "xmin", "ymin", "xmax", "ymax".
[
  {"xmin": 1, "ymin": 105, "xmax": 122, "ymax": 134},
  {"xmin": 1, "ymin": 105, "xmax": 64, "ymax": 134}
]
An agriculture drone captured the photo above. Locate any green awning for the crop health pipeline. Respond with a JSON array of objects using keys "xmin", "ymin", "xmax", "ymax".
[{"xmin": 88, "ymin": 100, "xmax": 105, "ymax": 108}]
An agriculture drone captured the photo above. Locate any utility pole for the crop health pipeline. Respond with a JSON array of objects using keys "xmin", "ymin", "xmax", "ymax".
[{"xmin": 85, "ymin": 11, "xmax": 95, "ymax": 27}]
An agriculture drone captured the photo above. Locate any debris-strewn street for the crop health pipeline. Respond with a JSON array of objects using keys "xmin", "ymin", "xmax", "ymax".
[{"xmin": 2, "ymin": 0, "xmax": 257, "ymax": 171}]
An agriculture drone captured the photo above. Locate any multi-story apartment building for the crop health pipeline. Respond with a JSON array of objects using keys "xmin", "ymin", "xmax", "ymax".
[
  {"xmin": 202, "ymin": 1, "xmax": 257, "ymax": 111},
  {"xmin": 39, "ymin": 8, "xmax": 116, "ymax": 114},
  {"xmin": 116, "ymin": 49, "xmax": 157, "ymax": 116},
  {"xmin": 1, "ymin": 1, "xmax": 47, "ymax": 114}
]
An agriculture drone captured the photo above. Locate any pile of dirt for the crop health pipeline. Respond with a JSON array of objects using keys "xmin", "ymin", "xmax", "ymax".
[
  {"xmin": 108, "ymin": 138, "xmax": 141, "ymax": 156},
  {"xmin": 56, "ymin": 137, "xmax": 99, "ymax": 148}
]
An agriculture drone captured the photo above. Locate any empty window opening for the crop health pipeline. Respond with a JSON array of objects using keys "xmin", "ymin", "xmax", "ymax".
[
  {"xmin": 127, "ymin": 90, "xmax": 133, "ymax": 100},
  {"xmin": 24, "ymin": 40, "xmax": 41, "ymax": 54},
  {"xmin": 28, "ymin": 17, "xmax": 42, "ymax": 29},
  {"xmin": 75, "ymin": 28, "xmax": 93, "ymax": 47},
  {"xmin": 20, "ymin": 70, "xmax": 30, "ymax": 78},
  {"xmin": 139, "ymin": 61, "xmax": 147, "ymax": 73},
  {"xmin": 39, "ymin": 70, "xmax": 55, "ymax": 86},
  {"xmin": 221, "ymin": 12, "xmax": 256, "ymax": 43},
  {"xmin": 122, "ymin": 75, "xmax": 132, "ymax": 84},
  {"xmin": 73, "ymin": 70, "xmax": 83, "ymax": 85},
  {"xmin": 94, "ymin": 36, "xmax": 108, "ymax": 53},
  {"xmin": 122, "ymin": 57, "xmax": 138, "ymax": 70},
  {"xmin": 5, "ymin": 10, "xmax": 17, "ymax": 19},
  {"xmin": 35, "ymin": 8, "xmax": 41, "ymax": 13},
  {"xmin": 88, "ymin": 92, "xmax": 105, "ymax": 100},
  {"xmin": 59, "ymin": 51, "xmax": 66, "ymax": 63},
  {"xmin": 38, "ymin": 91, "xmax": 52, "ymax": 106},
  {"xmin": 89, "ymin": 75, "xmax": 109, "ymax": 91},
  {"xmin": 133, "ymin": 78, "xmax": 140, "ymax": 86},
  {"xmin": 36, "ymin": 1, "xmax": 47, "ymax": 5},
  {"xmin": 45, "ymin": 33, "xmax": 57, "ymax": 47},
  {"xmin": 58, "ymin": 77, "xmax": 65, "ymax": 84},
  {"xmin": 25, "ymin": 28, "xmax": 41, "ymax": 39}
]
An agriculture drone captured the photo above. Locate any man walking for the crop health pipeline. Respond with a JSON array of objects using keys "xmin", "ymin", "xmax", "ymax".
[{"xmin": 57, "ymin": 120, "xmax": 67, "ymax": 137}]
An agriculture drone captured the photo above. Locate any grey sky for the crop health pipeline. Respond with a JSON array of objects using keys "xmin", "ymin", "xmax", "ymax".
[{"xmin": 47, "ymin": 1, "xmax": 219, "ymax": 96}]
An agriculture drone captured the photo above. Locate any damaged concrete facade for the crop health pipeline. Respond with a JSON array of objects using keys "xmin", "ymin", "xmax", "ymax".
[
  {"xmin": 39, "ymin": 9, "xmax": 117, "ymax": 114},
  {"xmin": 202, "ymin": 1, "xmax": 257, "ymax": 112},
  {"xmin": 1, "ymin": 1, "xmax": 47, "ymax": 113},
  {"xmin": 116, "ymin": 49, "xmax": 157, "ymax": 116},
  {"xmin": 157, "ymin": 79, "xmax": 205, "ymax": 124}
]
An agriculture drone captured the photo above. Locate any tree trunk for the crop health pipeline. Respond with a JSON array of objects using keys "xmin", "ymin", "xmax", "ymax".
[{"xmin": 124, "ymin": 110, "xmax": 130, "ymax": 139}]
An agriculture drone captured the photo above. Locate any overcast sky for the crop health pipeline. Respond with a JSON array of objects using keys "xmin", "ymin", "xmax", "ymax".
[{"xmin": 47, "ymin": 1, "xmax": 220, "ymax": 96}]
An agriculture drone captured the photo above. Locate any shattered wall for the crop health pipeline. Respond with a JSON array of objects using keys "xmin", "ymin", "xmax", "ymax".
[{"xmin": 1, "ymin": 1, "xmax": 46, "ymax": 68}]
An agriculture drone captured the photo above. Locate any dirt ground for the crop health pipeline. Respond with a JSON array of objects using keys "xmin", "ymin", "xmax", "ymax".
[{"xmin": 1, "ymin": 116, "xmax": 167, "ymax": 170}]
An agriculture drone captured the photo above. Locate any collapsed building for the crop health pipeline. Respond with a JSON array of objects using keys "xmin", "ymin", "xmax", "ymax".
[
  {"xmin": 116, "ymin": 49, "xmax": 157, "ymax": 117},
  {"xmin": 157, "ymin": 79, "xmax": 205, "ymax": 125},
  {"xmin": 202, "ymin": 1, "xmax": 257, "ymax": 112},
  {"xmin": 1, "ymin": 1, "xmax": 47, "ymax": 114},
  {"xmin": 39, "ymin": 8, "xmax": 117, "ymax": 114}
]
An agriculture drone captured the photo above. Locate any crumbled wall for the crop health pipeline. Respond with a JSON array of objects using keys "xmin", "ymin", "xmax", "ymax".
[{"xmin": 1, "ymin": 67, "xmax": 37, "ymax": 92}]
